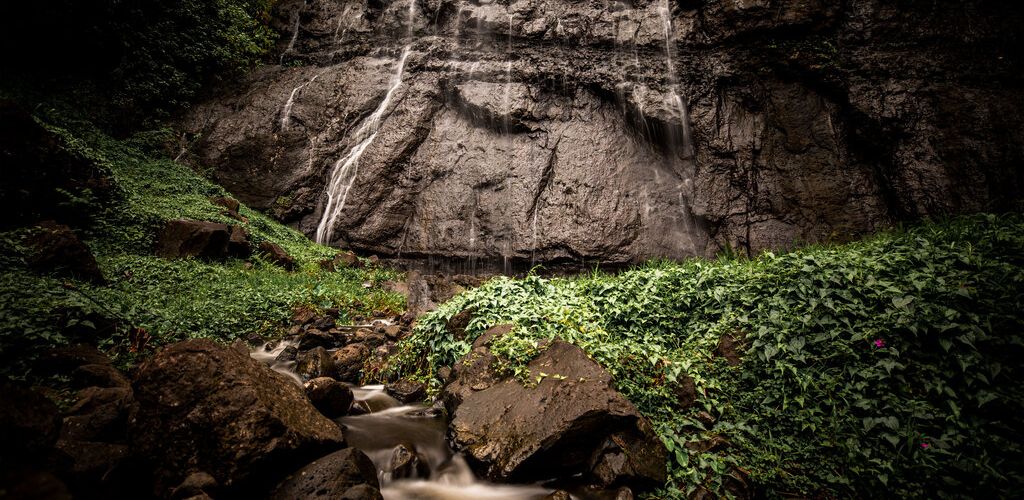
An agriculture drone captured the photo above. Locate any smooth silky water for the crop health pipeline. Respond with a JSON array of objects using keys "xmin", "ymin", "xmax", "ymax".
[{"xmin": 251, "ymin": 348, "xmax": 556, "ymax": 499}]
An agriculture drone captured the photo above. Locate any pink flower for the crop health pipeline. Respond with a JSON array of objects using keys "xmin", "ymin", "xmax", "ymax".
[
  {"xmin": 920, "ymin": 442, "xmax": 929, "ymax": 449},
  {"xmin": 873, "ymin": 339, "xmax": 886, "ymax": 348}
]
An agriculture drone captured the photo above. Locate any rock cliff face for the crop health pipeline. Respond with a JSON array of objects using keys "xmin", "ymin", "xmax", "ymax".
[{"xmin": 181, "ymin": 0, "xmax": 1023, "ymax": 266}]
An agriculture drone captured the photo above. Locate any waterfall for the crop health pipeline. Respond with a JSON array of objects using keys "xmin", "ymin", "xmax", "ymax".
[
  {"xmin": 503, "ymin": 61, "xmax": 513, "ymax": 136},
  {"xmin": 658, "ymin": 0, "xmax": 694, "ymax": 158},
  {"xmin": 280, "ymin": 73, "xmax": 321, "ymax": 130},
  {"xmin": 280, "ymin": 0, "xmax": 307, "ymax": 64},
  {"xmin": 315, "ymin": 46, "xmax": 413, "ymax": 245}
]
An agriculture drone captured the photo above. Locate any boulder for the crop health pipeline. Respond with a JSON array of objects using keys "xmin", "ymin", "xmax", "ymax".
[
  {"xmin": 55, "ymin": 439, "xmax": 137, "ymax": 497},
  {"xmin": 259, "ymin": 241, "xmax": 295, "ymax": 270},
  {"xmin": 296, "ymin": 347, "xmax": 335, "ymax": 380},
  {"xmin": 129, "ymin": 339, "xmax": 344, "ymax": 495},
  {"xmin": 274, "ymin": 344, "xmax": 299, "ymax": 364},
  {"xmin": 385, "ymin": 380, "xmax": 427, "ymax": 404},
  {"xmin": 442, "ymin": 338, "xmax": 666, "ymax": 490},
  {"xmin": 673, "ymin": 375, "xmax": 698, "ymax": 409},
  {"xmin": 170, "ymin": 471, "xmax": 218, "ymax": 500},
  {"xmin": 333, "ymin": 251, "xmax": 361, "ymax": 269},
  {"xmin": 382, "ymin": 324, "xmax": 403, "ymax": 341},
  {"xmin": 228, "ymin": 225, "xmax": 251, "ymax": 257},
  {"xmin": 446, "ymin": 307, "xmax": 475, "ymax": 340},
  {"xmin": 60, "ymin": 386, "xmax": 135, "ymax": 443},
  {"xmin": 305, "ymin": 377, "xmax": 354, "ymax": 418},
  {"xmin": 209, "ymin": 196, "xmax": 240, "ymax": 213},
  {"xmin": 24, "ymin": 221, "xmax": 105, "ymax": 284},
  {"xmin": 298, "ymin": 329, "xmax": 337, "ymax": 350},
  {"xmin": 387, "ymin": 443, "xmax": 430, "ymax": 480},
  {"xmin": 269, "ymin": 448, "xmax": 381, "ymax": 500},
  {"xmin": 331, "ymin": 343, "xmax": 369, "ymax": 383},
  {"xmin": 44, "ymin": 345, "xmax": 112, "ymax": 372},
  {"xmin": 155, "ymin": 219, "xmax": 231, "ymax": 259},
  {"xmin": 715, "ymin": 332, "xmax": 746, "ymax": 366}
]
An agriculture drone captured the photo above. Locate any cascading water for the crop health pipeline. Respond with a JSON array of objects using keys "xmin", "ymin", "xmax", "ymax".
[
  {"xmin": 280, "ymin": 0, "xmax": 306, "ymax": 64},
  {"xmin": 279, "ymin": 73, "xmax": 321, "ymax": 130},
  {"xmin": 315, "ymin": 46, "xmax": 412, "ymax": 245},
  {"xmin": 248, "ymin": 350, "xmax": 555, "ymax": 499},
  {"xmin": 657, "ymin": 0, "xmax": 693, "ymax": 159}
]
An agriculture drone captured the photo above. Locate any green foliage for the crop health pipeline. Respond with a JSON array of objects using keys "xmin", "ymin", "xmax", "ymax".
[
  {"xmin": 0, "ymin": 112, "xmax": 403, "ymax": 377},
  {"xmin": 389, "ymin": 214, "xmax": 1024, "ymax": 498},
  {"xmin": 110, "ymin": 0, "xmax": 278, "ymax": 113}
]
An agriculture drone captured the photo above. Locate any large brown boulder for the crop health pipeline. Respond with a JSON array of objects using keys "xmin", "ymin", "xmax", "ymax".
[
  {"xmin": 129, "ymin": 339, "xmax": 344, "ymax": 495},
  {"xmin": 442, "ymin": 331, "xmax": 666, "ymax": 490},
  {"xmin": 269, "ymin": 448, "xmax": 381, "ymax": 500},
  {"xmin": 24, "ymin": 221, "xmax": 105, "ymax": 284},
  {"xmin": 304, "ymin": 377, "xmax": 354, "ymax": 418},
  {"xmin": 258, "ymin": 241, "xmax": 295, "ymax": 270},
  {"xmin": 154, "ymin": 219, "xmax": 231, "ymax": 259}
]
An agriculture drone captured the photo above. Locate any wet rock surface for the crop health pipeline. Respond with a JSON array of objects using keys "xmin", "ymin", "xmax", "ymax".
[
  {"xmin": 129, "ymin": 339, "xmax": 345, "ymax": 495},
  {"xmin": 269, "ymin": 448, "xmax": 382, "ymax": 500},
  {"xmin": 442, "ymin": 334, "xmax": 667, "ymax": 489},
  {"xmin": 305, "ymin": 377, "xmax": 355, "ymax": 418},
  {"xmin": 182, "ymin": 0, "xmax": 1023, "ymax": 264}
]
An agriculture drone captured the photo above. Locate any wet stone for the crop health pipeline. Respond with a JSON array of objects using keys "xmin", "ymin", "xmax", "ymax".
[{"xmin": 385, "ymin": 379, "xmax": 427, "ymax": 404}]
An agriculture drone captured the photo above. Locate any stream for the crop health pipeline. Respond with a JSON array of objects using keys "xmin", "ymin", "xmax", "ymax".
[{"xmin": 251, "ymin": 344, "xmax": 558, "ymax": 499}]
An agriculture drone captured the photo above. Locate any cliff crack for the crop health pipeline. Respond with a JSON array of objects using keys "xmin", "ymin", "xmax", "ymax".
[{"xmin": 529, "ymin": 134, "xmax": 562, "ymax": 220}]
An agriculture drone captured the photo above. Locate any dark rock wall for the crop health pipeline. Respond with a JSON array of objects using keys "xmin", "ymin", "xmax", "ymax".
[{"xmin": 182, "ymin": 0, "xmax": 1024, "ymax": 263}]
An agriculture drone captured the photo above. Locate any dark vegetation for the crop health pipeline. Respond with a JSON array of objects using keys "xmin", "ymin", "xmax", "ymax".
[
  {"xmin": 3, "ymin": 0, "xmax": 277, "ymax": 122},
  {"xmin": 0, "ymin": 105, "xmax": 403, "ymax": 378},
  {"xmin": 390, "ymin": 214, "xmax": 1024, "ymax": 497}
]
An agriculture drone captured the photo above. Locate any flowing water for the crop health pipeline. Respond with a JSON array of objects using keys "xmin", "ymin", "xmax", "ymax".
[
  {"xmin": 280, "ymin": 72, "xmax": 322, "ymax": 130},
  {"xmin": 315, "ymin": 45, "xmax": 413, "ymax": 244},
  {"xmin": 249, "ymin": 347, "xmax": 557, "ymax": 499}
]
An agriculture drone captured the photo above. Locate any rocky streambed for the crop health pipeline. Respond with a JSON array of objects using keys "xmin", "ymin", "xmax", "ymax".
[{"xmin": 1, "ymin": 307, "xmax": 667, "ymax": 499}]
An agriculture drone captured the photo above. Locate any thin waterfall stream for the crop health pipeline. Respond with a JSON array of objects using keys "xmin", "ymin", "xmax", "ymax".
[{"xmin": 315, "ymin": 46, "xmax": 413, "ymax": 245}]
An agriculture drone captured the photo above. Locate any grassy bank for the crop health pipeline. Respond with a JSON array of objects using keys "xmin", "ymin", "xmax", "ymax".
[
  {"xmin": 0, "ymin": 110, "xmax": 403, "ymax": 377},
  {"xmin": 391, "ymin": 213, "xmax": 1024, "ymax": 497}
]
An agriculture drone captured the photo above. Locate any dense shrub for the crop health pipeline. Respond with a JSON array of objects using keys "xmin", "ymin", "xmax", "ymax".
[
  {"xmin": 0, "ymin": 112, "xmax": 403, "ymax": 377},
  {"xmin": 391, "ymin": 214, "xmax": 1024, "ymax": 497},
  {"xmin": 3, "ymin": 0, "xmax": 277, "ymax": 117}
]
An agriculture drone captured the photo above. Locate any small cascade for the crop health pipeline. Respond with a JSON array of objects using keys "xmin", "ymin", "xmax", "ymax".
[
  {"xmin": 249, "ymin": 339, "xmax": 303, "ymax": 386},
  {"xmin": 657, "ymin": 0, "xmax": 694, "ymax": 159},
  {"xmin": 315, "ymin": 46, "xmax": 413, "ymax": 245},
  {"xmin": 334, "ymin": 6, "xmax": 361, "ymax": 42},
  {"xmin": 280, "ymin": 0, "xmax": 307, "ymax": 64},
  {"xmin": 453, "ymin": 6, "xmax": 466, "ymax": 47},
  {"xmin": 507, "ymin": 13, "xmax": 514, "ymax": 52},
  {"xmin": 503, "ymin": 61, "xmax": 513, "ymax": 137},
  {"xmin": 341, "ymin": 392, "xmax": 552, "ymax": 499},
  {"xmin": 279, "ymin": 73, "xmax": 321, "ymax": 130},
  {"xmin": 407, "ymin": 0, "xmax": 417, "ymax": 37}
]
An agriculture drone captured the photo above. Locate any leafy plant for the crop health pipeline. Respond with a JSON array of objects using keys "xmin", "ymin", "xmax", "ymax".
[{"xmin": 388, "ymin": 213, "xmax": 1024, "ymax": 498}]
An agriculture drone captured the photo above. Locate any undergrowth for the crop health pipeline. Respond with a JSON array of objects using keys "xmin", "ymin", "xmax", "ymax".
[
  {"xmin": 0, "ymin": 111, "xmax": 403, "ymax": 377},
  {"xmin": 388, "ymin": 213, "xmax": 1024, "ymax": 498}
]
